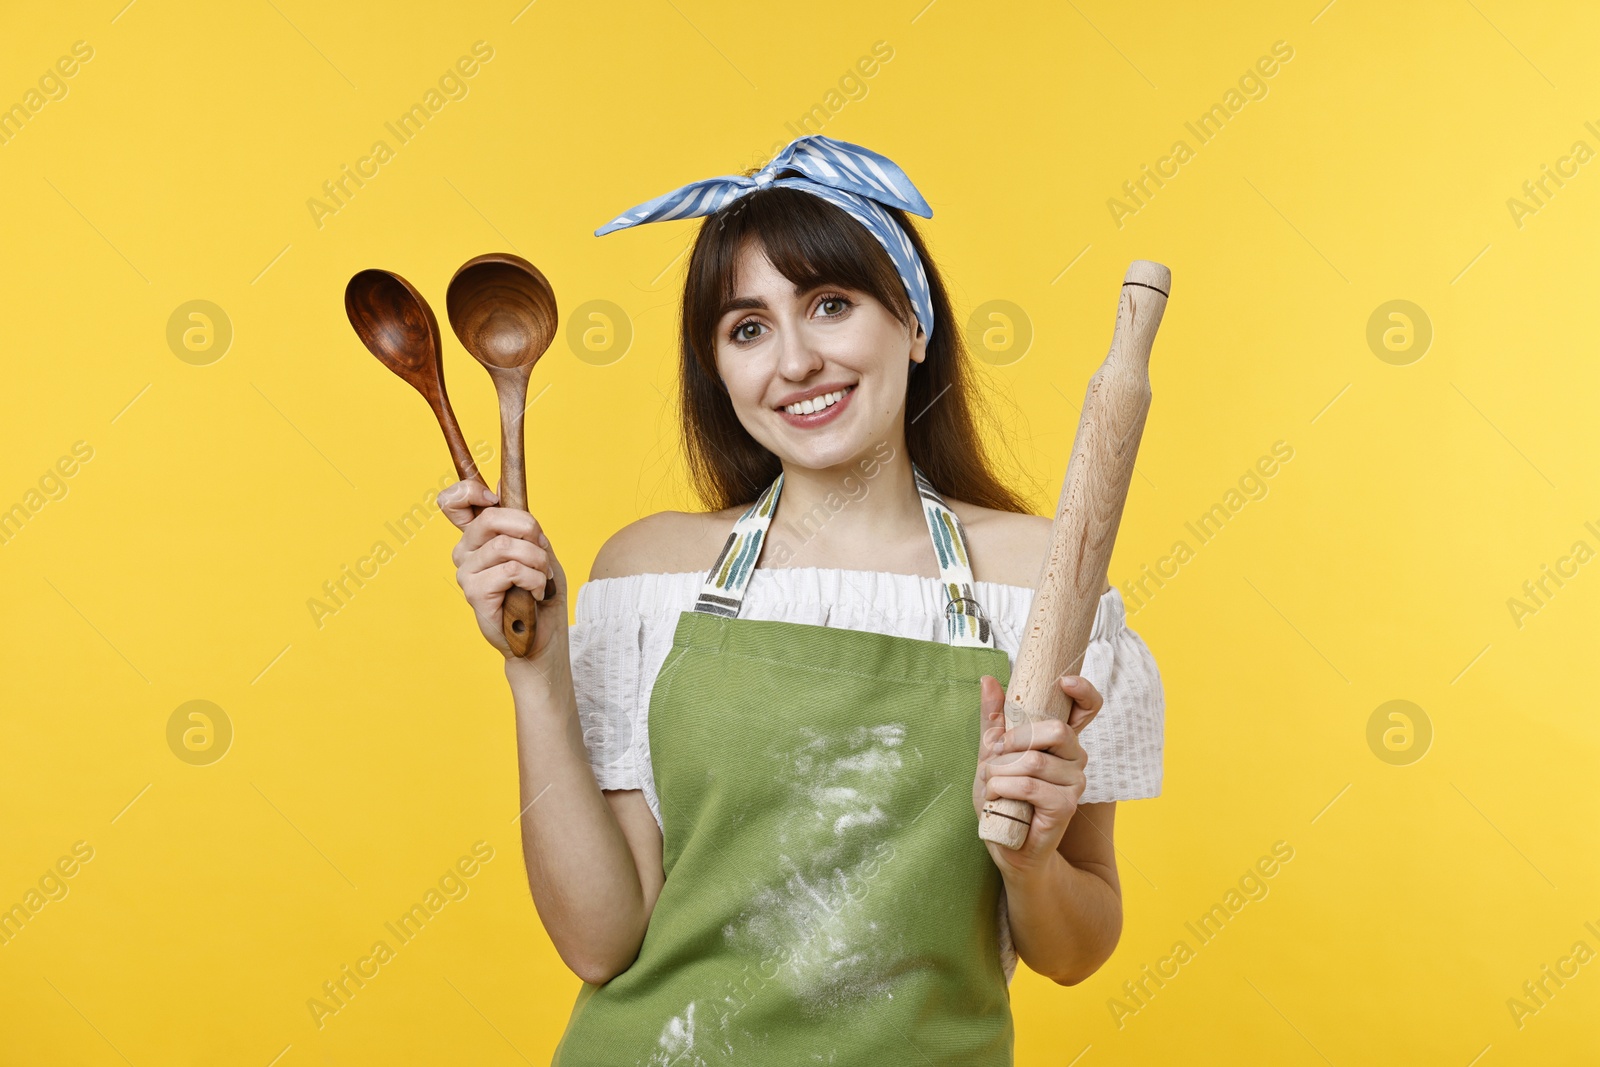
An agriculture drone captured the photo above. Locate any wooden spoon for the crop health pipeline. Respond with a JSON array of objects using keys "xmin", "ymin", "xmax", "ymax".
[
  {"xmin": 445, "ymin": 252, "xmax": 559, "ymax": 659},
  {"xmin": 344, "ymin": 268, "xmax": 484, "ymax": 488}
]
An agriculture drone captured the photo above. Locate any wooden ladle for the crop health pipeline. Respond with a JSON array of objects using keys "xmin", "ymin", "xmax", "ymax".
[
  {"xmin": 344, "ymin": 268, "xmax": 484, "ymax": 487},
  {"xmin": 446, "ymin": 252, "xmax": 559, "ymax": 658}
]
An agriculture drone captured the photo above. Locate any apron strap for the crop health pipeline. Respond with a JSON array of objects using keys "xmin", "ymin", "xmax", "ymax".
[
  {"xmin": 914, "ymin": 464, "xmax": 995, "ymax": 649},
  {"xmin": 693, "ymin": 462, "xmax": 995, "ymax": 649},
  {"xmin": 692, "ymin": 472, "xmax": 784, "ymax": 619}
]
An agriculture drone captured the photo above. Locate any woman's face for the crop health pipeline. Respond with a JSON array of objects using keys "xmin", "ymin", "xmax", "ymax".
[{"xmin": 713, "ymin": 241, "xmax": 927, "ymax": 472}]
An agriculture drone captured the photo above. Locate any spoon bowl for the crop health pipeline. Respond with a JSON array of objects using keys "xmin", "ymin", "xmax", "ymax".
[
  {"xmin": 447, "ymin": 256, "xmax": 559, "ymax": 368},
  {"xmin": 345, "ymin": 268, "xmax": 482, "ymax": 485}
]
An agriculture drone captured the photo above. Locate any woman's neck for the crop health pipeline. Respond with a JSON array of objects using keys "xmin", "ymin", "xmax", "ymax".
[{"xmin": 767, "ymin": 443, "xmax": 931, "ymax": 573}]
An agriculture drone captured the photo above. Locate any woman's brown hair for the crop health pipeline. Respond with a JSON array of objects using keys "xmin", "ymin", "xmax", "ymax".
[{"xmin": 677, "ymin": 185, "xmax": 1030, "ymax": 515}]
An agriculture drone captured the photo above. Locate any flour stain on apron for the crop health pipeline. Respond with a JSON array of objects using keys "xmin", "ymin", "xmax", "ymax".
[
  {"xmin": 642, "ymin": 1000, "xmax": 704, "ymax": 1067},
  {"xmin": 637, "ymin": 723, "xmax": 907, "ymax": 1064},
  {"xmin": 721, "ymin": 721, "xmax": 910, "ymax": 1016}
]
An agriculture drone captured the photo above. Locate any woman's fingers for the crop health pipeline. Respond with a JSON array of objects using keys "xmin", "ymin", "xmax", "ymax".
[
  {"xmin": 458, "ymin": 535, "xmax": 552, "ymax": 588},
  {"xmin": 974, "ymin": 675, "xmax": 1008, "ymax": 816},
  {"xmin": 451, "ymin": 507, "xmax": 544, "ymax": 569},
  {"xmin": 1059, "ymin": 674, "xmax": 1103, "ymax": 734},
  {"xmin": 983, "ymin": 770, "xmax": 1081, "ymax": 808},
  {"xmin": 460, "ymin": 507, "xmax": 543, "ymax": 552},
  {"xmin": 991, "ymin": 715, "xmax": 1082, "ymax": 762},
  {"xmin": 979, "ymin": 676, "xmax": 1092, "ymax": 768},
  {"xmin": 978, "ymin": 675, "xmax": 1006, "ymax": 744},
  {"xmin": 461, "ymin": 558, "xmax": 549, "ymax": 602},
  {"xmin": 976, "ymin": 674, "xmax": 1094, "ymax": 827},
  {"xmin": 982, "ymin": 676, "xmax": 1101, "ymax": 758},
  {"xmin": 980, "ymin": 747, "xmax": 1078, "ymax": 788},
  {"xmin": 439, "ymin": 480, "xmax": 498, "ymax": 529}
]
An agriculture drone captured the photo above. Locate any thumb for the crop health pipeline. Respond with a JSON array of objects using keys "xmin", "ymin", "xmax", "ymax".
[
  {"xmin": 1064, "ymin": 677, "xmax": 1100, "ymax": 735},
  {"xmin": 438, "ymin": 478, "xmax": 498, "ymax": 529},
  {"xmin": 979, "ymin": 675, "xmax": 1006, "ymax": 745}
]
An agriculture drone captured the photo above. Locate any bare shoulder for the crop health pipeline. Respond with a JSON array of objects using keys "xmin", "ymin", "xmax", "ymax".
[
  {"xmin": 944, "ymin": 501, "xmax": 1053, "ymax": 588},
  {"xmin": 588, "ymin": 504, "xmax": 743, "ymax": 582},
  {"xmin": 946, "ymin": 500, "xmax": 1113, "ymax": 595}
]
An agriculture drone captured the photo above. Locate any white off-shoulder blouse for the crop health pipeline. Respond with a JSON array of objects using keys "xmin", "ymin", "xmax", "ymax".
[{"xmin": 568, "ymin": 568, "xmax": 1165, "ymax": 984}]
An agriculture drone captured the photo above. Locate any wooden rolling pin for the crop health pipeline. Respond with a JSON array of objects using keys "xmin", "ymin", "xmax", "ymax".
[{"xmin": 978, "ymin": 260, "xmax": 1171, "ymax": 850}]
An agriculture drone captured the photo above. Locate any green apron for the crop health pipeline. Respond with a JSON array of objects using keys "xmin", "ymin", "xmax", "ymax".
[{"xmin": 554, "ymin": 464, "xmax": 1015, "ymax": 1066}]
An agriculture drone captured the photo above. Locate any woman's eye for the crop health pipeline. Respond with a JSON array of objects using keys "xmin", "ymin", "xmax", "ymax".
[{"xmin": 727, "ymin": 297, "xmax": 848, "ymax": 344}]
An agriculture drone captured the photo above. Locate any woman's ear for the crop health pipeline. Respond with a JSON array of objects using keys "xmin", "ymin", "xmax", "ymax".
[{"xmin": 909, "ymin": 323, "xmax": 929, "ymax": 366}]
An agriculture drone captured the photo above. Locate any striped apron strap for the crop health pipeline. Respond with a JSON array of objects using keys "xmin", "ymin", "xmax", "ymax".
[
  {"xmin": 693, "ymin": 472, "xmax": 784, "ymax": 618},
  {"xmin": 913, "ymin": 464, "xmax": 994, "ymax": 649}
]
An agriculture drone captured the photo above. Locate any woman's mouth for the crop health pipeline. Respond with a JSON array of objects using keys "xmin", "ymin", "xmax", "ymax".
[{"xmin": 777, "ymin": 385, "xmax": 856, "ymax": 428}]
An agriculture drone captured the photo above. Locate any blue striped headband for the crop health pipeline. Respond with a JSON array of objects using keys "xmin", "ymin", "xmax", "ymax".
[{"xmin": 594, "ymin": 134, "xmax": 936, "ymax": 344}]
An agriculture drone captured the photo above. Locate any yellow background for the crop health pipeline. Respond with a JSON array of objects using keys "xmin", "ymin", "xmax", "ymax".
[{"xmin": 3, "ymin": 0, "xmax": 1597, "ymax": 1063}]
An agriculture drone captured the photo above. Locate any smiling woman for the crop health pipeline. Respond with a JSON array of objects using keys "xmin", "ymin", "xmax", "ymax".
[
  {"xmin": 676, "ymin": 180, "xmax": 1028, "ymax": 515},
  {"xmin": 439, "ymin": 135, "xmax": 1165, "ymax": 1066}
]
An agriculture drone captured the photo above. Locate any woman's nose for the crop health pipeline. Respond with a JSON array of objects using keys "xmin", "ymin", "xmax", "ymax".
[{"xmin": 775, "ymin": 322, "xmax": 826, "ymax": 380}]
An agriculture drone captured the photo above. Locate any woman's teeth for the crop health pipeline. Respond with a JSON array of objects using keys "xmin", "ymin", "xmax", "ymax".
[{"xmin": 783, "ymin": 387, "xmax": 852, "ymax": 416}]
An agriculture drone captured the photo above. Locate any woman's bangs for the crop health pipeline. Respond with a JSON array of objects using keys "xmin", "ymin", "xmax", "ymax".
[{"xmin": 711, "ymin": 190, "xmax": 913, "ymax": 327}]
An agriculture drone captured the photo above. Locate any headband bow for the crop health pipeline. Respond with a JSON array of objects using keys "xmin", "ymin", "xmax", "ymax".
[{"xmin": 594, "ymin": 134, "xmax": 936, "ymax": 343}]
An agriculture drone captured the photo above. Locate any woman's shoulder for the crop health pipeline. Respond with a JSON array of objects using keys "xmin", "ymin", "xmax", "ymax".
[
  {"xmin": 947, "ymin": 502, "xmax": 1113, "ymax": 601},
  {"xmin": 946, "ymin": 500, "xmax": 1115, "ymax": 596},
  {"xmin": 587, "ymin": 505, "xmax": 744, "ymax": 582},
  {"xmin": 943, "ymin": 500, "xmax": 1052, "ymax": 588}
]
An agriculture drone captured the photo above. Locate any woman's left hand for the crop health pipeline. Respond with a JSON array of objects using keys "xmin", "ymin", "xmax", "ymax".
[{"xmin": 972, "ymin": 672, "xmax": 1103, "ymax": 876}]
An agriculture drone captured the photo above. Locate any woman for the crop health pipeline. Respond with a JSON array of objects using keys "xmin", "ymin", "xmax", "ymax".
[{"xmin": 441, "ymin": 136, "xmax": 1164, "ymax": 1065}]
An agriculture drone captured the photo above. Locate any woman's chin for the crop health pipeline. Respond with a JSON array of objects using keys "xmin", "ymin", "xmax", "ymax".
[{"xmin": 774, "ymin": 436, "xmax": 887, "ymax": 474}]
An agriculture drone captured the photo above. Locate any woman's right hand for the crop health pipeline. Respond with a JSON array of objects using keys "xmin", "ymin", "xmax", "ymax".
[{"xmin": 440, "ymin": 479, "xmax": 568, "ymax": 662}]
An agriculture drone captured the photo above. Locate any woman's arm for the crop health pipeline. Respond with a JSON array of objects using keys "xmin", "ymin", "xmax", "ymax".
[
  {"xmin": 443, "ymin": 480, "xmax": 664, "ymax": 984},
  {"xmin": 975, "ymin": 673, "xmax": 1123, "ymax": 985},
  {"xmin": 999, "ymin": 802, "xmax": 1122, "ymax": 985},
  {"xmin": 505, "ymin": 649, "xmax": 665, "ymax": 984}
]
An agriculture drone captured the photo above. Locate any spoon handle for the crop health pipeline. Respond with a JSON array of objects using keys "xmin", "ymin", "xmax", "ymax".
[
  {"xmin": 428, "ymin": 397, "xmax": 488, "ymax": 524},
  {"xmin": 427, "ymin": 393, "xmax": 485, "ymax": 486},
  {"xmin": 492, "ymin": 369, "xmax": 538, "ymax": 657}
]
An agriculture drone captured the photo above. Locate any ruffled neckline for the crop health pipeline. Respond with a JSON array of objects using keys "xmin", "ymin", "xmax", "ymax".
[{"xmin": 574, "ymin": 567, "xmax": 1126, "ymax": 644}]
